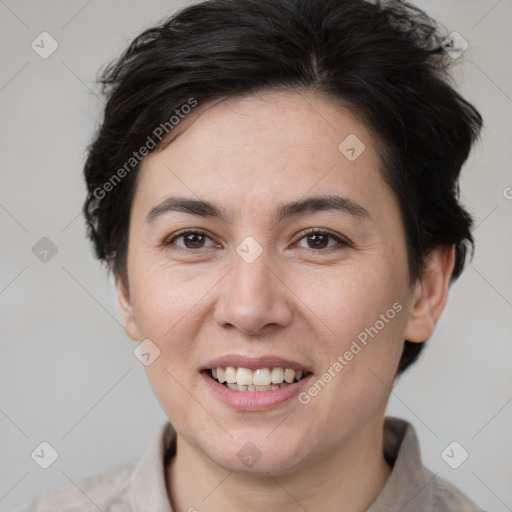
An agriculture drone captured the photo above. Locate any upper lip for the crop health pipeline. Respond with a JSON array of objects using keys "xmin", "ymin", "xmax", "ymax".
[{"xmin": 202, "ymin": 354, "xmax": 313, "ymax": 373}]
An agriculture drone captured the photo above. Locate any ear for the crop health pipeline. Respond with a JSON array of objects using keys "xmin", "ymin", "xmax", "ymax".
[
  {"xmin": 403, "ymin": 245, "xmax": 456, "ymax": 343},
  {"xmin": 115, "ymin": 274, "xmax": 139, "ymax": 340}
]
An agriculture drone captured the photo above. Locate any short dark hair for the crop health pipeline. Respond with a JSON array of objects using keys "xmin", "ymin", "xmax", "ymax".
[{"xmin": 83, "ymin": 0, "xmax": 482, "ymax": 375}]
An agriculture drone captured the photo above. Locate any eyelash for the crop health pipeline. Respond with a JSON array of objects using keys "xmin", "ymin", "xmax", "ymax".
[{"xmin": 163, "ymin": 228, "xmax": 350, "ymax": 253}]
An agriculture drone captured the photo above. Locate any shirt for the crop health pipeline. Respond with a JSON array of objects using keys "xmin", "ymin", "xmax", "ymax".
[{"xmin": 17, "ymin": 416, "xmax": 486, "ymax": 512}]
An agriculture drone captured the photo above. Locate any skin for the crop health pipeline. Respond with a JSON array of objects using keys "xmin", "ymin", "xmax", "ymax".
[{"xmin": 116, "ymin": 90, "xmax": 455, "ymax": 512}]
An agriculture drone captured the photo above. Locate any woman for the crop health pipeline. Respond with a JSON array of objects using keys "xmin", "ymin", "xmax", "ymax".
[{"xmin": 20, "ymin": 0, "xmax": 485, "ymax": 510}]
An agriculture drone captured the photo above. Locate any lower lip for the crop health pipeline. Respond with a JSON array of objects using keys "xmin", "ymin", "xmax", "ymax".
[{"xmin": 201, "ymin": 372, "xmax": 313, "ymax": 411}]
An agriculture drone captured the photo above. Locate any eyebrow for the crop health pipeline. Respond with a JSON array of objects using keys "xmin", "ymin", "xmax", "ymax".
[{"xmin": 145, "ymin": 194, "xmax": 370, "ymax": 225}]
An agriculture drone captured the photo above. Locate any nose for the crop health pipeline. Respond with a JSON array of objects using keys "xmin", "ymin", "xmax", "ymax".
[{"xmin": 213, "ymin": 247, "xmax": 293, "ymax": 336}]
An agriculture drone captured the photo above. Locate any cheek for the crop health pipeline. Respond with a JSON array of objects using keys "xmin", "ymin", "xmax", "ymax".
[
  {"xmin": 301, "ymin": 261, "xmax": 404, "ymax": 340},
  {"xmin": 131, "ymin": 262, "xmax": 205, "ymax": 417},
  {"xmin": 305, "ymin": 278, "xmax": 407, "ymax": 428},
  {"xmin": 129, "ymin": 255, "xmax": 209, "ymax": 337},
  {"xmin": 299, "ymin": 261, "xmax": 409, "ymax": 401}
]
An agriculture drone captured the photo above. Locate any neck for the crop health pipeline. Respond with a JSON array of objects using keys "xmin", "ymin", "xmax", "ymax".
[{"xmin": 166, "ymin": 412, "xmax": 392, "ymax": 512}]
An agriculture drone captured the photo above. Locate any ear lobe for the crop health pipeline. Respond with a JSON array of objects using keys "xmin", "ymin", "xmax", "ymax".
[
  {"xmin": 115, "ymin": 275, "xmax": 139, "ymax": 340},
  {"xmin": 403, "ymin": 245, "xmax": 456, "ymax": 343}
]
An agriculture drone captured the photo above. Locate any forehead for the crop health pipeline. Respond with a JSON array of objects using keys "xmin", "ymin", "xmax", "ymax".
[
  {"xmin": 157, "ymin": 90, "xmax": 376, "ymax": 162},
  {"xmin": 133, "ymin": 90, "xmax": 392, "ymax": 222}
]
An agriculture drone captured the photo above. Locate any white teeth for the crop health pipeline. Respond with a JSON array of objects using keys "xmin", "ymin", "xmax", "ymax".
[
  {"xmin": 270, "ymin": 367, "xmax": 284, "ymax": 384},
  {"xmin": 217, "ymin": 367, "xmax": 226, "ymax": 383},
  {"xmin": 236, "ymin": 367, "xmax": 253, "ymax": 386},
  {"xmin": 253, "ymin": 368, "xmax": 271, "ymax": 386},
  {"xmin": 225, "ymin": 366, "xmax": 237, "ymax": 384},
  {"xmin": 210, "ymin": 366, "xmax": 306, "ymax": 389},
  {"xmin": 284, "ymin": 368, "xmax": 295, "ymax": 383}
]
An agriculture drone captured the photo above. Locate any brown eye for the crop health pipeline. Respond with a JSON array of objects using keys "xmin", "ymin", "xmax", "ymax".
[
  {"xmin": 295, "ymin": 229, "xmax": 349, "ymax": 251},
  {"xmin": 182, "ymin": 232, "xmax": 206, "ymax": 249},
  {"xmin": 165, "ymin": 230, "xmax": 216, "ymax": 250},
  {"xmin": 306, "ymin": 232, "xmax": 329, "ymax": 249}
]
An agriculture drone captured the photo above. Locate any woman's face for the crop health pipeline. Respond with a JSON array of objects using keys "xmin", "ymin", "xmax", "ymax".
[{"xmin": 117, "ymin": 90, "xmax": 423, "ymax": 474}]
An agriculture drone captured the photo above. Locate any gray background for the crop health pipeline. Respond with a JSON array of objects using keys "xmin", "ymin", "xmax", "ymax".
[{"xmin": 1, "ymin": 1, "xmax": 511, "ymax": 511}]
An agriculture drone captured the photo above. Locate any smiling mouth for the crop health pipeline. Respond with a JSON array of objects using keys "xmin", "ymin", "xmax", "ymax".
[{"xmin": 206, "ymin": 366, "xmax": 310, "ymax": 391}]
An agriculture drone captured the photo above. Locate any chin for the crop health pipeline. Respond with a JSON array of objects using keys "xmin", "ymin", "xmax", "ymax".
[{"xmin": 199, "ymin": 431, "xmax": 309, "ymax": 476}]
